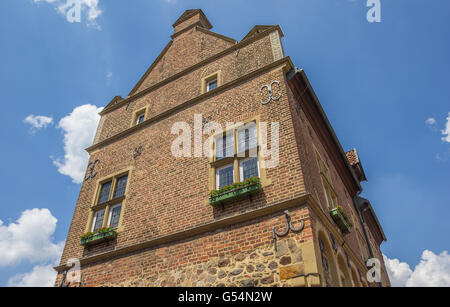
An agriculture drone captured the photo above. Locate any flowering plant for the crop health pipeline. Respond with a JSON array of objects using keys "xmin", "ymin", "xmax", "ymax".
[
  {"xmin": 332, "ymin": 205, "xmax": 353, "ymax": 227},
  {"xmin": 209, "ymin": 177, "xmax": 261, "ymax": 198},
  {"xmin": 80, "ymin": 226, "xmax": 116, "ymax": 240}
]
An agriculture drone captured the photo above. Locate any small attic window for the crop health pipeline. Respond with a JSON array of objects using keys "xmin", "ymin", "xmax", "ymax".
[
  {"xmin": 201, "ymin": 71, "xmax": 221, "ymax": 94},
  {"xmin": 131, "ymin": 107, "xmax": 147, "ymax": 127},
  {"xmin": 136, "ymin": 113, "xmax": 145, "ymax": 125},
  {"xmin": 207, "ymin": 79, "xmax": 218, "ymax": 92}
]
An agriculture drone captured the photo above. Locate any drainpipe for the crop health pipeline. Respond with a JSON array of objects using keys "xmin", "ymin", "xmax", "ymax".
[
  {"xmin": 352, "ymin": 194, "xmax": 382, "ymax": 287},
  {"xmin": 353, "ymin": 195, "xmax": 374, "ymax": 259}
]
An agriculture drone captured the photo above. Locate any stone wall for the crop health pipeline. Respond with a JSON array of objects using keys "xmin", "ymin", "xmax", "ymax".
[{"xmin": 149, "ymin": 238, "xmax": 305, "ymax": 287}]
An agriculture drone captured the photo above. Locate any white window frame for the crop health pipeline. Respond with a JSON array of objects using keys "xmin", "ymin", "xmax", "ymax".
[
  {"xmin": 215, "ymin": 133, "xmax": 235, "ymax": 160},
  {"xmin": 91, "ymin": 208, "xmax": 106, "ymax": 232},
  {"xmin": 206, "ymin": 79, "xmax": 218, "ymax": 92},
  {"xmin": 237, "ymin": 122, "xmax": 258, "ymax": 154},
  {"xmin": 239, "ymin": 157, "xmax": 260, "ymax": 181},
  {"xmin": 215, "ymin": 164, "xmax": 235, "ymax": 190},
  {"xmin": 136, "ymin": 113, "xmax": 145, "ymax": 125},
  {"xmin": 107, "ymin": 203, "xmax": 122, "ymax": 228}
]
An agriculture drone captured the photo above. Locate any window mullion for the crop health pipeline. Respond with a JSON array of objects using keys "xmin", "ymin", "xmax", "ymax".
[{"xmin": 103, "ymin": 206, "xmax": 111, "ymax": 228}]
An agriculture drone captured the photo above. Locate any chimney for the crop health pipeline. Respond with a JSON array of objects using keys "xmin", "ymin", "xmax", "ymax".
[{"xmin": 172, "ymin": 9, "xmax": 213, "ymax": 36}]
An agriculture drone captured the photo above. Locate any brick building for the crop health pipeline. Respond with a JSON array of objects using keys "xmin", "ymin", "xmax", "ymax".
[{"xmin": 55, "ymin": 9, "xmax": 390, "ymax": 287}]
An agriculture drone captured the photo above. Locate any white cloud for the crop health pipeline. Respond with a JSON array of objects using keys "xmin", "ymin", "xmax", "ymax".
[
  {"xmin": 383, "ymin": 255, "xmax": 413, "ymax": 287},
  {"xmin": 7, "ymin": 264, "xmax": 57, "ymax": 287},
  {"xmin": 384, "ymin": 251, "xmax": 450, "ymax": 287},
  {"xmin": 425, "ymin": 117, "xmax": 436, "ymax": 126},
  {"xmin": 52, "ymin": 104, "xmax": 103, "ymax": 184},
  {"xmin": 23, "ymin": 115, "xmax": 53, "ymax": 132},
  {"xmin": 442, "ymin": 113, "xmax": 450, "ymax": 143},
  {"xmin": 106, "ymin": 71, "xmax": 113, "ymax": 79},
  {"xmin": 0, "ymin": 209, "xmax": 64, "ymax": 267},
  {"xmin": 33, "ymin": 0, "xmax": 102, "ymax": 28}
]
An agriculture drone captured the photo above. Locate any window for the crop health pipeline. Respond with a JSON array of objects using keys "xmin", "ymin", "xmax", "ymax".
[
  {"xmin": 240, "ymin": 157, "xmax": 259, "ymax": 181},
  {"xmin": 316, "ymin": 150, "xmax": 337, "ymax": 209},
  {"xmin": 114, "ymin": 175, "xmax": 128, "ymax": 198},
  {"xmin": 98, "ymin": 181, "xmax": 112, "ymax": 204},
  {"xmin": 89, "ymin": 172, "xmax": 129, "ymax": 232},
  {"xmin": 238, "ymin": 123, "xmax": 257, "ymax": 153},
  {"xmin": 91, "ymin": 209, "xmax": 105, "ymax": 232},
  {"xmin": 136, "ymin": 113, "xmax": 145, "ymax": 125},
  {"xmin": 216, "ymin": 164, "xmax": 234, "ymax": 189},
  {"xmin": 107, "ymin": 204, "xmax": 122, "ymax": 229},
  {"xmin": 206, "ymin": 79, "xmax": 218, "ymax": 92},
  {"xmin": 324, "ymin": 184, "xmax": 337, "ymax": 209},
  {"xmin": 212, "ymin": 121, "xmax": 261, "ymax": 190},
  {"xmin": 132, "ymin": 108, "xmax": 147, "ymax": 127},
  {"xmin": 216, "ymin": 133, "xmax": 234, "ymax": 160},
  {"xmin": 201, "ymin": 71, "xmax": 221, "ymax": 94}
]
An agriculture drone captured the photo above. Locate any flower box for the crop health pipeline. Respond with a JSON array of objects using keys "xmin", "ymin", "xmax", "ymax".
[
  {"xmin": 80, "ymin": 230, "xmax": 117, "ymax": 246},
  {"xmin": 209, "ymin": 183, "xmax": 261, "ymax": 206},
  {"xmin": 330, "ymin": 207, "xmax": 353, "ymax": 235}
]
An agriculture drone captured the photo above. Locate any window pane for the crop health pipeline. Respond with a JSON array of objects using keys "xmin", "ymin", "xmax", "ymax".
[
  {"xmin": 114, "ymin": 175, "xmax": 128, "ymax": 198},
  {"xmin": 92, "ymin": 209, "xmax": 105, "ymax": 232},
  {"xmin": 109, "ymin": 205, "xmax": 122, "ymax": 229},
  {"xmin": 98, "ymin": 181, "xmax": 112, "ymax": 204},
  {"xmin": 207, "ymin": 80, "xmax": 217, "ymax": 91},
  {"xmin": 238, "ymin": 124, "xmax": 257, "ymax": 153},
  {"xmin": 137, "ymin": 114, "xmax": 145, "ymax": 125},
  {"xmin": 216, "ymin": 134, "xmax": 234, "ymax": 160},
  {"xmin": 241, "ymin": 157, "xmax": 259, "ymax": 181},
  {"xmin": 217, "ymin": 165, "xmax": 234, "ymax": 189}
]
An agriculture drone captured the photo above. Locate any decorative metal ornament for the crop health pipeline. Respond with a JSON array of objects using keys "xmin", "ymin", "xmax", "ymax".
[
  {"xmin": 260, "ymin": 81, "xmax": 282, "ymax": 105},
  {"xmin": 84, "ymin": 159, "xmax": 99, "ymax": 181},
  {"xmin": 134, "ymin": 146, "xmax": 143, "ymax": 159},
  {"xmin": 272, "ymin": 210, "xmax": 305, "ymax": 251},
  {"xmin": 133, "ymin": 146, "xmax": 143, "ymax": 159}
]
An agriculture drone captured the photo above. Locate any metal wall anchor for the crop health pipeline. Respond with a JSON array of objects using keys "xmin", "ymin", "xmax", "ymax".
[
  {"xmin": 134, "ymin": 146, "xmax": 143, "ymax": 159},
  {"xmin": 260, "ymin": 81, "xmax": 282, "ymax": 105},
  {"xmin": 84, "ymin": 159, "xmax": 99, "ymax": 181},
  {"xmin": 272, "ymin": 210, "xmax": 305, "ymax": 251}
]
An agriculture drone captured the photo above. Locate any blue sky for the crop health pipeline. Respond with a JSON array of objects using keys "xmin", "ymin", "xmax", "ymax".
[{"xmin": 0, "ymin": 0, "xmax": 449, "ymax": 286}]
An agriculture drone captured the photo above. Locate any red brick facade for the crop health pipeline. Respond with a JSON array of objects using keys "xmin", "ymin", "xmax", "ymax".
[{"xmin": 55, "ymin": 9, "xmax": 390, "ymax": 287}]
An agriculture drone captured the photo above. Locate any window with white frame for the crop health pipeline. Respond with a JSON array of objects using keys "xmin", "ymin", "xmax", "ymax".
[
  {"xmin": 315, "ymin": 150, "xmax": 337, "ymax": 209},
  {"xmin": 239, "ymin": 157, "xmax": 260, "ymax": 181},
  {"xmin": 206, "ymin": 79, "xmax": 218, "ymax": 92},
  {"xmin": 107, "ymin": 204, "xmax": 122, "ymax": 229},
  {"xmin": 90, "ymin": 172, "xmax": 129, "ymax": 232},
  {"xmin": 216, "ymin": 133, "xmax": 234, "ymax": 160},
  {"xmin": 237, "ymin": 123, "xmax": 257, "ymax": 154},
  {"xmin": 213, "ymin": 121, "xmax": 260, "ymax": 190},
  {"xmin": 216, "ymin": 164, "xmax": 234, "ymax": 189},
  {"xmin": 136, "ymin": 113, "xmax": 145, "ymax": 125},
  {"xmin": 91, "ymin": 208, "xmax": 106, "ymax": 232},
  {"xmin": 98, "ymin": 181, "xmax": 112, "ymax": 204}
]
